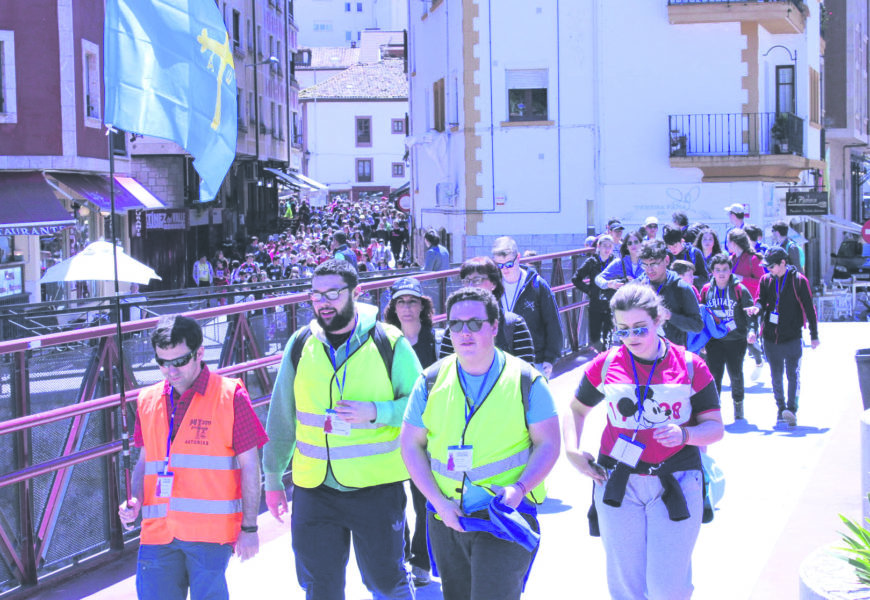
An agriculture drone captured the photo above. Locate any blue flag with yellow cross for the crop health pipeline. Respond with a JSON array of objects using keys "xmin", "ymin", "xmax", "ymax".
[{"xmin": 104, "ymin": 0, "xmax": 237, "ymax": 202}]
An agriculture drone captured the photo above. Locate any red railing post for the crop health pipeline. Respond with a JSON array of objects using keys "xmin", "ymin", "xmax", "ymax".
[{"xmin": 13, "ymin": 350, "xmax": 36, "ymax": 586}]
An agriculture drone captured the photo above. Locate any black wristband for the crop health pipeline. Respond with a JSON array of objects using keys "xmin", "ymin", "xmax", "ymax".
[{"xmin": 241, "ymin": 524, "xmax": 258, "ymax": 533}]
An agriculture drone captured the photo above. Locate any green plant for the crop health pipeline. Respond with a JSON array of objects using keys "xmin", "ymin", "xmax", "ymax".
[
  {"xmin": 838, "ymin": 497, "xmax": 870, "ymax": 585},
  {"xmin": 771, "ymin": 113, "xmax": 790, "ymax": 142}
]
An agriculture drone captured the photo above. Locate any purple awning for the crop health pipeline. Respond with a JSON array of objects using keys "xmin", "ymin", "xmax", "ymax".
[
  {"xmin": 47, "ymin": 172, "xmax": 164, "ymax": 212},
  {"xmin": 0, "ymin": 172, "xmax": 75, "ymax": 236}
]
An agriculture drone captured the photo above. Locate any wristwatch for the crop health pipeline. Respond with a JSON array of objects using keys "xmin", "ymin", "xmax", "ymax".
[{"xmin": 241, "ymin": 524, "xmax": 258, "ymax": 533}]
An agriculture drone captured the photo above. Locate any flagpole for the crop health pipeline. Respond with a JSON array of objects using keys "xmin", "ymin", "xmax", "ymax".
[{"xmin": 107, "ymin": 126, "xmax": 132, "ymax": 505}]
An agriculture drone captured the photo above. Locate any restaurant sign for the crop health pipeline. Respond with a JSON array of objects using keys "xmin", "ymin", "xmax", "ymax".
[{"xmin": 785, "ymin": 191, "xmax": 829, "ymax": 216}]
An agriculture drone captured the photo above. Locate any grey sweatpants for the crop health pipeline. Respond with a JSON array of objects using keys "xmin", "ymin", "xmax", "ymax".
[{"xmin": 593, "ymin": 470, "xmax": 704, "ymax": 600}]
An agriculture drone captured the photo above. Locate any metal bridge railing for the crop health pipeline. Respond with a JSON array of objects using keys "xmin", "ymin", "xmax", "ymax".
[{"xmin": 0, "ymin": 247, "xmax": 592, "ymax": 596}]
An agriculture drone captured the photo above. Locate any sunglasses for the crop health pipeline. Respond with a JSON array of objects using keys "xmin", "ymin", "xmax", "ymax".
[
  {"xmin": 495, "ymin": 258, "xmax": 517, "ymax": 270},
  {"xmin": 626, "ymin": 239, "xmax": 641, "ymax": 246},
  {"xmin": 613, "ymin": 326, "xmax": 651, "ymax": 340},
  {"xmin": 155, "ymin": 349, "xmax": 197, "ymax": 369},
  {"xmin": 447, "ymin": 318, "xmax": 488, "ymax": 333},
  {"xmin": 308, "ymin": 286, "xmax": 348, "ymax": 302},
  {"xmin": 461, "ymin": 275, "xmax": 488, "ymax": 287}
]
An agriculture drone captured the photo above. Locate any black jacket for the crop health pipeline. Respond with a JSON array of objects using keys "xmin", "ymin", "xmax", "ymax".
[
  {"xmin": 669, "ymin": 243, "xmax": 710, "ymax": 291},
  {"xmin": 646, "ymin": 271, "xmax": 704, "ymax": 347},
  {"xmin": 505, "ymin": 268, "xmax": 564, "ymax": 364},
  {"xmin": 572, "ymin": 254, "xmax": 615, "ymax": 312},
  {"xmin": 756, "ymin": 266, "xmax": 818, "ymax": 343}
]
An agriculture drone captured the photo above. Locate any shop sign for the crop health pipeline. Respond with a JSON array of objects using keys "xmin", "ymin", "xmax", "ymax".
[
  {"xmin": 785, "ymin": 191, "xmax": 829, "ymax": 216},
  {"xmin": 129, "ymin": 208, "xmax": 188, "ymax": 238}
]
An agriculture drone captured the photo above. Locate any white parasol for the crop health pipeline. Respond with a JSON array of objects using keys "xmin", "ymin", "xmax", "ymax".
[{"xmin": 40, "ymin": 240, "xmax": 161, "ymax": 285}]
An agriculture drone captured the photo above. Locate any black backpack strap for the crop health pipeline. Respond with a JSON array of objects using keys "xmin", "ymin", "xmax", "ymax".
[
  {"xmin": 371, "ymin": 322, "xmax": 396, "ymax": 375},
  {"xmin": 290, "ymin": 325, "xmax": 313, "ymax": 371},
  {"xmin": 519, "ymin": 361, "xmax": 533, "ymax": 415},
  {"xmin": 504, "ymin": 312, "xmax": 517, "ymax": 354},
  {"xmin": 424, "ymin": 357, "xmax": 448, "ymax": 396}
]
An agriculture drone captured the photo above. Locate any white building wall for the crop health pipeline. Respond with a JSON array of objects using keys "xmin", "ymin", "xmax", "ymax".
[
  {"xmin": 295, "ymin": 0, "xmax": 407, "ymax": 47},
  {"xmin": 303, "ymin": 99, "xmax": 408, "ymax": 189},
  {"xmin": 409, "ymin": 0, "xmax": 823, "ymax": 261}
]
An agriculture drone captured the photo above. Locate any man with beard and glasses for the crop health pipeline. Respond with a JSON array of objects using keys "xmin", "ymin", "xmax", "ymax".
[{"xmin": 262, "ymin": 260, "xmax": 421, "ymax": 599}]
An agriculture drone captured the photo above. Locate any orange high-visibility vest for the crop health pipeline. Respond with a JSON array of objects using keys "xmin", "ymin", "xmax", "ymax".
[{"xmin": 138, "ymin": 372, "xmax": 242, "ymax": 545}]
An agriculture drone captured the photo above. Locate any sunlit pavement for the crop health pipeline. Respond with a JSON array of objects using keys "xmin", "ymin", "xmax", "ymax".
[{"xmin": 29, "ymin": 322, "xmax": 868, "ymax": 600}]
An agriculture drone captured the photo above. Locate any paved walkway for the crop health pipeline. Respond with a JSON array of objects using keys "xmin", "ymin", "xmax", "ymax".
[{"xmin": 28, "ymin": 322, "xmax": 868, "ymax": 599}]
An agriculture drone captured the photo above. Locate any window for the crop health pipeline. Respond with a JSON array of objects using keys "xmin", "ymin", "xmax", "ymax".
[
  {"xmin": 257, "ymin": 25, "xmax": 263, "ymax": 56},
  {"xmin": 356, "ymin": 159, "xmax": 373, "ymax": 182},
  {"xmin": 392, "ymin": 163, "xmax": 405, "ymax": 178},
  {"xmin": 247, "ymin": 19, "xmax": 253, "ymax": 51},
  {"xmin": 232, "ymin": 10, "xmax": 241, "ymax": 48},
  {"xmin": 270, "ymin": 101, "xmax": 276, "ymax": 137},
  {"xmin": 0, "ymin": 31, "xmax": 17, "ymax": 123},
  {"xmin": 345, "ymin": 2, "xmax": 351, "ymax": 10},
  {"xmin": 355, "ymin": 116, "xmax": 372, "ymax": 146},
  {"xmin": 82, "ymin": 39, "xmax": 101, "ymax": 127},
  {"xmin": 391, "ymin": 118, "xmax": 405, "ymax": 134},
  {"xmin": 357, "ymin": 2, "xmax": 363, "ymax": 11},
  {"xmin": 507, "ymin": 69, "xmax": 548, "ymax": 122},
  {"xmin": 809, "ymin": 67, "xmax": 820, "ymax": 126},
  {"xmin": 295, "ymin": 49, "xmax": 311, "ymax": 66},
  {"xmin": 346, "ymin": 31, "xmax": 353, "ymax": 41},
  {"xmin": 248, "ymin": 92, "xmax": 255, "ymax": 123},
  {"xmin": 314, "ymin": 22, "xmax": 333, "ymax": 31},
  {"xmin": 237, "ymin": 87, "xmax": 244, "ymax": 124},
  {"xmin": 776, "ymin": 65, "xmax": 795, "ymax": 115},
  {"xmin": 278, "ymin": 104, "xmax": 284, "ymax": 139},
  {"xmin": 433, "ymin": 78, "xmax": 445, "ymax": 132}
]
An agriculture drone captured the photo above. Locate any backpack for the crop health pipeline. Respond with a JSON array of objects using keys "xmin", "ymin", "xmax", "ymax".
[{"xmin": 289, "ymin": 321, "xmax": 395, "ymax": 373}]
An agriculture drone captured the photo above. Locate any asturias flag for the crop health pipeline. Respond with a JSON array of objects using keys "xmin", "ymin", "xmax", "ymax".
[{"xmin": 104, "ymin": 0, "xmax": 237, "ymax": 202}]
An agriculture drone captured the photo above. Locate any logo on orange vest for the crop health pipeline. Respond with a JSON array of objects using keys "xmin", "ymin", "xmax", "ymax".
[{"xmin": 186, "ymin": 418, "xmax": 212, "ymax": 445}]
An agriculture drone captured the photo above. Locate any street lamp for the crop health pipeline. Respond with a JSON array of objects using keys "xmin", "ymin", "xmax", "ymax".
[{"xmin": 245, "ymin": 55, "xmax": 279, "ymax": 230}]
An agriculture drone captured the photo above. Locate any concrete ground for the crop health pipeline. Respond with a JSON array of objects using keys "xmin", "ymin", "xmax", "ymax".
[{"xmin": 26, "ymin": 322, "xmax": 869, "ymax": 599}]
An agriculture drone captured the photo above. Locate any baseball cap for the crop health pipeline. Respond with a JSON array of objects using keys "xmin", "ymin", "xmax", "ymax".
[
  {"xmin": 391, "ymin": 277, "xmax": 423, "ymax": 299},
  {"xmin": 762, "ymin": 247, "xmax": 789, "ymax": 267},
  {"xmin": 608, "ymin": 220, "xmax": 625, "ymax": 231},
  {"xmin": 644, "ymin": 216, "xmax": 659, "ymax": 227},
  {"xmin": 724, "ymin": 203, "xmax": 745, "ymax": 215}
]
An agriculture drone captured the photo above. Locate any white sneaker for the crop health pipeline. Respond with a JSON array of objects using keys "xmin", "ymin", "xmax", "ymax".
[
  {"xmin": 751, "ymin": 363, "xmax": 763, "ymax": 381},
  {"xmin": 781, "ymin": 409, "xmax": 797, "ymax": 427}
]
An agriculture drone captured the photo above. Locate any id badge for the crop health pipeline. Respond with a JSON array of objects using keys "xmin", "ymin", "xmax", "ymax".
[
  {"xmin": 447, "ymin": 445, "xmax": 474, "ymax": 473},
  {"xmin": 725, "ymin": 319, "xmax": 737, "ymax": 332},
  {"xmin": 769, "ymin": 312, "xmax": 779, "ymax": 324},
  {"xmin": 609, "ymin": 434, "xmax": 645, "ymax": 468},
  {"xmin": 156, "ymin": 473, "xmax": 174, "ymax": 498},
  {"xmin": 324, "ymin": 409, "xmax": 351, "ymax": 436}
]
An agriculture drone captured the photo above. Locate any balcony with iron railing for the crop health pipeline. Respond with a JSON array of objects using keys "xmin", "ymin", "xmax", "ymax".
[
  {"xmin": 668, "ymin": 111, "xmax": 822, "ymax": 182},
  {"xmin": 667, "ymin": 0, "xmax": 807, "ymax": 34}
]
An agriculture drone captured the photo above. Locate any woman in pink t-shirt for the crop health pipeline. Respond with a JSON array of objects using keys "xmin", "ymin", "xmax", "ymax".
[{"xmin": 563, "ymin": 283, "xmax": 724, "ymax": 599}]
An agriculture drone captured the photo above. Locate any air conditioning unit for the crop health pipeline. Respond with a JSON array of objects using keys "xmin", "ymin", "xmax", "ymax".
[{"xmin": 436, "ymin": 182, "xmax": 457, "ymax": 207}]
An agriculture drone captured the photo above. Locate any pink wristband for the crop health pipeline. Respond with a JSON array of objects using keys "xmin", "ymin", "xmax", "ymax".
[{"xmin": 514, "ymin": 481, "xmax": 528, "ymax": 495}]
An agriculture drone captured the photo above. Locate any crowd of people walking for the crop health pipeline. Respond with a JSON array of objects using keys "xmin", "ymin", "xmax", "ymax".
[{"xmin": 117, "ymin": 202, "xmax": 822, "ymax": 600}]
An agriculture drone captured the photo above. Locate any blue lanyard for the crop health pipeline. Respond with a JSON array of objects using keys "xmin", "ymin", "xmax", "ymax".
[
  {"xmin": 774, "ymin": 271, "xmax": 787, "ymax": 311},
  {"xmin": 327, "ymin": 317, "xmax": 357, "ymax": 400},
  {"xmin": 457, "ymin": 354, "xmax": 497, "ymax": 427},
  {"xmin": 164, "ymin": 388, "xmax": 178, "ymax": 470},
  {"xmin": 628, "ymin": 343, "xmax": 661, "ymax": 439},
  {"xmin": 715, "ymin": 284, "xmax": 727, "ymax": 307},
  {"xmin": 654, "ymin": 281, "xmax": 664, "ymax": 296}
]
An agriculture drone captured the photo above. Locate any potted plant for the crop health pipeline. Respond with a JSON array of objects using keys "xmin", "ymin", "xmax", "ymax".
[
  {"xmin": 670, "ymin": 129, "xmax": 688, "ymax": 157},
  {"xmin": 771, "ymin": 113, "xmax": 790, "ymax": 154}
]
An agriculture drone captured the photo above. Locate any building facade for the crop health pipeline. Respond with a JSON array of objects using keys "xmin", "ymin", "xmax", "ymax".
[
  {"xmin": 409, "ymin": 0, "xmax": 828, "ymax": 280},
  {"xmin": 0, "ymin": 0, "xmax": 166, "ymax": 302},
  {"xmin": 294, "ymin": 0, "xmax": 407, "ymax": 47},
  {"xmin": 300, "ymin": 56, "xmax": 408, "ymax": 201},
  {"xmin": 822, "ymin": 0, "xmax": 870, "ymax": 275}
]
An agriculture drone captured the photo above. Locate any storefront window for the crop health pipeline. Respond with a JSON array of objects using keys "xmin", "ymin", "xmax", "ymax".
[{"xmin": 0, "ymin": 236, "xmax": 14, "ymax": 263}]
